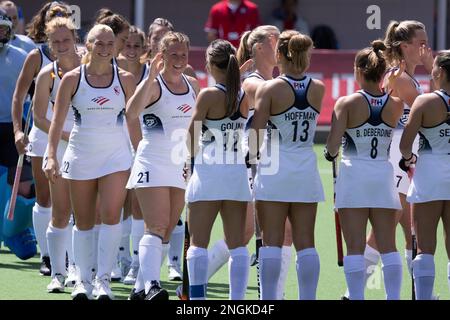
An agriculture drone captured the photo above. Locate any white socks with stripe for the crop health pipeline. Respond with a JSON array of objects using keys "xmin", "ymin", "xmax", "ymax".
[
  {"xmin": 139, "ymin": 234, "xmax": 162, "ymax": 294},
  {"xmin": 73, "ymin": 226, "xmax": 94, "ymax": 283},
  {"xmin": 32, "ymin": 204, "xmax": 51, "ymax": 258},
  {"xmin": 130, "ymin": 218, "xmax": 144, "ymax": 268},
  {"xmin": 187, "ymin": 246, "xmax": 208, "ymax": 300},
  {"xmin": 228, "ymin": 246, "xmax": 249, "ymax": 300},
  {"xmin": 168, "ymin": 220, "xmax": 184, "ymax": 268},
  {"xmin": 46, "ymin": 223, "xmax": 70, "ymax": 277},
  {"xmin": 344, "ymin": 255, "xmax": 365, "ymax": 300},
  {"xmin": 412, "ymin": 253, "xmax": 435, "ymax": 300},
  {"xmin": 381, "ymin": 251, "xmax": 402, "ymax": 300},
  {"xmin": 296, "ymin": 247, "xmax": 320, "ymax": 300},
  {"xmin": 259, "ymin": 246, "xmax": 281, "ymax": 300},
  {"xmin": 207, "ymin": 239, "xmax": 230, "ymax": 280},
  {"xmin": 97, "ymin": 223, "xmax": 122, "ymax": 279},
  {"xmin": 277, "ymin": 245, "xmax": 292, "ymax": 299}
]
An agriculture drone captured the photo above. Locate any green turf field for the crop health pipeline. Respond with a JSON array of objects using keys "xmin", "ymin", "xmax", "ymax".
[{"xmin": 0, "ymin": 145, "xmax": 448, "ymax": 300}]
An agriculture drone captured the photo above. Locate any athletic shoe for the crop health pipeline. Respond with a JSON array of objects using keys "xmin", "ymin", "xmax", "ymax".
[
  {"xmin": 47, "ymin": 273, "xmax": 65, "ymax": 293},
  {"xmin": 145, "ymin": 281, "xmax": 169, "ymax": 300},
  {"xmin": 340, "ymin": 296, "xmax": 349, "ymax": 300},
  {"xmin": 65, "ymin": 264, "xmax": 77, "ymax": 288},
  {"xmin": 128, "ymin": 288, "xmax": 146, "ymax": 300},
  {"xmin": 93, "ymin": 275, "xmax": 114, "ymax": 300},
  {"xmin": 40, "ymin": 256, "xmax": 51, "ymax": 276},
  {"xmin": 120, "ymin": 257, "xmax": 131, "ymax": 280},
  {"xmin": 168, "ymin": 265, "xmax": 182, "ymax": 281},
  {"xmin": 111, "ymin": 261, "xmax": 122, "ymax": 282},
  {"xmin": 71, "ymin": 281, "xmax": 94, "ymax": 300},
  {"xmin": 123, "ymin": 265, "xmax": 139, "ymax": 285},
  {"xmin": 249, "ymin": 253, "xmax": 258, "ymax": 267}
]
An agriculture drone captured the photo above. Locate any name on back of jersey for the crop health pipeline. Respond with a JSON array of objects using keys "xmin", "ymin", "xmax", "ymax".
[
  {"xmin": 355, "ymin": 127, "xmax": 392, "ymax": 138},
  {"xmin": 284, "ymin": 111, "xmax": 317, "ymax": 121}
]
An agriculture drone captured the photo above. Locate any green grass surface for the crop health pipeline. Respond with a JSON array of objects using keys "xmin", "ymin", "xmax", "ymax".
[{"xmin": 0, "ymin": 145, "xmax": 448, "ymax": 300}]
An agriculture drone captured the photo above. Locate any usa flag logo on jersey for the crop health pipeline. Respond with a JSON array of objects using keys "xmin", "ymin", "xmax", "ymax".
[
  {"xmin": 177, "ymin": 104, "xmax": 192, "ymax": 113},
  {"xmin": 91, "ymin": 96, "xmax": 110, "ymax": 106}
]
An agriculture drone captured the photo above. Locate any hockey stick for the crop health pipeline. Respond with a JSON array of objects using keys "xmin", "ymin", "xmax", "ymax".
[
  {"xmin": 7, "ymin": 101, "xmax": 33, "ymax": 221},
  {"xmin": 332, "ymin": 157, "xmax": 344, "ymax": 267}
]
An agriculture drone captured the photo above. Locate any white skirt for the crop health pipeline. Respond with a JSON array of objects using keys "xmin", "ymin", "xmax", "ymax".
[
  {"xmin": 62, "ymin": 128, "xmax": 132, "ymax": 180},
  {"xmin": 388, "ymin": 129, "xmax": 419, "ymax": 195},
  {"xmin": 254, "ymin": 148, "xmax": 325, "ymax": 202},
  {"xmin": 127, "ymin": 140, "xmax": 185, "ymax": 189},
  {"xmin": 335, "ymin": 158, "xmax": 401, "ymax": 209},
  {"xmin": 26, "ymin": 126, "xmax": 48, "ymax": 157},
  {"xmin": 185, "ymin": 162, "xmax": 252, "ymax": 202},
  {"xmin": 407, "ymin": 154, "xmax": 450, "ymax": 203},
  {"xmin": 42, "ymin": 140, "xmax": 68, "ymax": 174}
]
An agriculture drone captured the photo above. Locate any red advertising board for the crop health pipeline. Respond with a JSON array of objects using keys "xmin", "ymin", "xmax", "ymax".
[{"xmin": 189, "ymin": 48, "xmax": 431, "ymax": 126}]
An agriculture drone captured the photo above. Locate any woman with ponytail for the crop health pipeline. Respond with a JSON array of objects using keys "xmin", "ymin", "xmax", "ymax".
[
  {"xmin": 184, "ymin": 39, "xmax": 251, "ymax": 300},
  {"xmin": 250, "ymin": 30, "xmax": 324, "ymax": 300},
  {"xmin": 325, "ymin": 40, "xmax": 404, "ymax": 300}
]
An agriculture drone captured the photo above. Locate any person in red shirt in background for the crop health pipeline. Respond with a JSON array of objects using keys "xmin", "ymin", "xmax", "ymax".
[{"xmin": 205, "ymin": 0, "xmax": 260, "ymax": 47}]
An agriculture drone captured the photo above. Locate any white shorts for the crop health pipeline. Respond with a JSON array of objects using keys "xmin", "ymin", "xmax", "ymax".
[
  {"xmin": 185, "ymin": 162, "xmax": 252, "ymax": 202},
  {"xmin": 335, "ymin": 158, "xmax": 401, "ymax": 210},
  {"xmin": 62, "ymin": 128, "xmax": 132, "ymax": 180},
  {"xmin": 254, "ymin": 148, "xmax": 325, "ymax": 203},
  {"xmin": 389, "ymin": 130, "xmax": 419, "ymax": 195},
  {"xmin": 407, "ymin": 154, "xmax": 450, "ymax": 203},
  {"xmin": 26, "ymin": 126, "xmax": 48, "ymax": 157}
]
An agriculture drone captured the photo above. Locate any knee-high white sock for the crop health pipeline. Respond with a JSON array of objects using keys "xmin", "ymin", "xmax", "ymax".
[
  {"xmin": 66, "ymin": 215, "xmax": 75, "ymax": 266},
  {"xmin": 32, "ymin": 204, "xmax": 51, "ymax": 257},
  {"xmin": 296, "ymin": 247, "xmax": 320, "ymax": 300},
  {"xmin": 381, "ymin": 252, "xmax": 402, "ymax": 300},
  {"xmin": 139, "ymin": 234, "xmax": 162, "ymax": 294},
  {"xmin": 364, "ymin": 244, "xmax": 380, "ymax": 280},
  {"xmin": 344, "ymin": 255, "xmax": 365, "ymax": 300},
  {"xmin": 92, "ymin": 224, "xmax": 100, "ymax": 274},
  {"xmin": 276, "ymin": 245, "xmax": 292, "ymax": 300},
  {"xmin": 187, "ymin": 246, "xmax": 208, "ymax": 300},
  {"xmin": 119, "ymin": 216, "xmax": 131, "ymax": 262},
  {"xmin": 134, "ymin": 267, "xmax": 145, "ymax": 292},
  {"xmin": 168, "ymin": 219, "xmax": 184, "ymax": 268},
  {"xmin": 46, "ymin": 223, "xmax": 70, "ymax": 277},
  {"xmin": 97, "ymin": 223, "xmax": 122, "ymax": 279},
  {"xmin": 405, "ymin": 249, "xmax": 413, "ymax": 276},
  {"xmin": 259, "ymin": 246, "xmax": 282, "ymax": 300},
  {"xmin": 207, "ymin": 239, "xmax": 230, "ymax": 280},
  {"xmin": 73, "ymin": 226, "xmax": 94, "ymax": 283},
  {"xmin": 131, "ymin": 218, "xmax": 144, "ymax": 268},
  {"xmin": 412, "ymin": 254, "xmax": 435, "ymax": 300},
  {"xmin": 228, "ymin": 246, "xmax": 249, "ymax": 300},
  {"xmin": 160, "ymin": 242, "xmax": 170, "ymax": 267}
]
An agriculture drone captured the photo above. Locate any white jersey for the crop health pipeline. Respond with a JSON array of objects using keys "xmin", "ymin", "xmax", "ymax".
[
  {"xmin": 342, "ymin": 90, "xmax": 394, "ymax": 161},
  {"xmin": 27, "ymin": 43, "xmax": 54, "ymax": 157},
  {"xmin": 254, "ymin": 75, "xmax": 324, "ymax": 202},
  {"xmin": 186, "ymin": 84, "xmax": 251, "ymax": 202},
  {"xmin": 127, "ymin": 73, "xmax": 196, "ymax": 189},
  {"xmin": 61, "ymin": 64, "xmax": 132, "ymax": 180}
]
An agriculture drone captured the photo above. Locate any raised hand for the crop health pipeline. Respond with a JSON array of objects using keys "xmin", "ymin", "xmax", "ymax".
[
  {"xmin": 149, "ymin": 52, "xmax": 164, "ymax": 80},
  {"xmin": 419, "ymin": 44, "xmax": 434, "ymax": 73}
]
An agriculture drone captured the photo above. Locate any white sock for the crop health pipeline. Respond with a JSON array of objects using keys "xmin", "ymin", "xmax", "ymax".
[
  {"xmin": 32, "ymin": 203, "xmax": 51, "ymax": 257},
  {"xmin": 405, "ymin": 249, "xmax": 413, "ymax": 276},
  {"xmin": 364, "ymin": 244, "xmax": 380, "ymax": 279},
  {"xmin": 160, "ymin": 242, "xmax": 170, "ymax": 267},
  {"xmin": 381, "ymin": 252, "xmax": 403, "ymax": 300},
  {"xmin": 119, "ymin": 216, "xmax": 131, "ymax": 262},
  {"xmin": 66, "ymin": 215, "xmax": 75, "ymax": 266},
  {"xmin": 259, "ymin": 246, "xmax": 282, "ymax": 300},
  {"xmin": 73, "ymin": 226, "xmax": 94, "ymax": 282},
  {"xmin": 97, "ymin": 223, "xmax": 122, "ymax": 279},
  {"xmin": 344, "ymin": 255, "xmax": 365, "ymax": 300},
  {"xmin": 228, "ymin": 246, "xmax": 249, "ymax": 300},
  {"xmin": 131, "ymin": 218, "xmax": 144, "ymax": 268},
  {"xmin": 134, "ymin": 267, "xmax": 145, "ymax": 292},
  {"xmin": 139, "ymin": 234, "xmax": 162, "ymax": 294},
  {"xmin": 168, "ymin": 219, "xmax": 184, "ymax": 268},
  {"xmin": 412, "ymin": 254, "xmax": 435, "ymax": 300},
  {"xmin": 46, "ymin": 223, "xmax": 70, "ymax": 277},
  {"xmin": 276, "ymin": 245, "xmax": 292, "ymax": 300},
  {"xmin": 296, "ymin": 247, "xmax": 320, "ymax": 300},
  {"xmin": 207, "ymin": 239, "xmax": 230, "ymax": 280},
  {"xmin": 187, "ymin": 246, "xmax": 208, "ymax": 300},
  {"xmin": 92, "ymin": 224, "xmax": 100, "ymax": 275}
]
